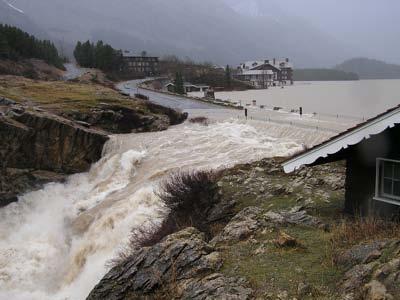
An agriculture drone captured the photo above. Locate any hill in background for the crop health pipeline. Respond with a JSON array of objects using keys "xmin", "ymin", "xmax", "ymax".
[
  {"xmin": 336, "ymin": 58, "xmax": 400, "ymax": 80},
  {"xmin": 294, "ymin": 69, "xmax": 359, "ymax": 81},
  {"xmin": 2, "ymin": 0, "xmax": 354, "ymax": 67}
]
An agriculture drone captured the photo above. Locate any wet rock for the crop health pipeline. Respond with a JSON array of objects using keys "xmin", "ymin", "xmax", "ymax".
[
  {"xmin": 264, "ymin": 207, "xmax": 323, "ymax": 228},
  {"xmin": 374, "ymin": 258, "xmax": 400, "ymax": 281},
  {"xmin": 336, "ymin": 241, "xmax": 387, "ymax": 267},
  {"xmin": 87, "ymin": 228, "xmax": 222, "ymax": 300},
  {"xmin": 364, "ymin": 250, "xmax": 382, "ymax": 264},
  {"xmin": 374, "ymin": 257, "xmax": 400, "ymax": 295},
  {"xmin": 362, "ymin": 280, "xmax": 393, "ymax": 300},
  {"xmin": 340, "ymin": 263, "xmax": 376, "ymax": 294},
  {"xmin": 0, "ymin": 97, "xmax": 16, "ymax": 106},
  {"xmin": 210, "ymin": 207, "xmax": 263, "ymax": 245},
  {"xmin": 178, "ymin": 273, "xmax": 253, "ymax": 300},
  {"xmin": 0, "ymin": 110, "xmax": 108, "ymax": 206}
]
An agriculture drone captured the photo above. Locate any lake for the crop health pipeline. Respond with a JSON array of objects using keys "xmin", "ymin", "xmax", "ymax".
[{"xmin": 190, "ymin": 80, "xmax": 400, "ymax": 119}]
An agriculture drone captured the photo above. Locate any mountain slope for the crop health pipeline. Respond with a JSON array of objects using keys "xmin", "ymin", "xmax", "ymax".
[
  {"xmin": 0, "ymin": 0, "xmax": 47, "ymax": 39},
  {"xmin": 336, "ymin": 58, "xmax": 400, "ymax": 80},
  {"xmin": 5, "ymin": 0, "xmax": 354, "ymax": 66}
]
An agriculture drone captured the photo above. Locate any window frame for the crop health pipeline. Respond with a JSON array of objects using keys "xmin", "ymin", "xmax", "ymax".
[{"xmin": 374, "ymin": 158, "xmax": 400, "ymax": 206}]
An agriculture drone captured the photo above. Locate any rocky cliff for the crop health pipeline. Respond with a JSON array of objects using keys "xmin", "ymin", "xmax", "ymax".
[
  {"xmin": 0, "ymin": 96, "xmax": 187, "ymax": 207},
  {"xmin": 0, "ymin": 101, "xmax": 109, "ymax": 206}
]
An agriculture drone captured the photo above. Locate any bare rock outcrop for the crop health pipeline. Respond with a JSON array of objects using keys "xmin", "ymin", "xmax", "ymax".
[
  {"xmin": 87, "ymin": 228, "xmax": 252, "ymax": 300},
  {"xmin": 210, "ymin": 206, "xmax": 264, "ymax": 245},
  {"xmin": 0, "ymin": 104, "xmax": 109, "ymax": 206},
  {"xmin": 0, "ymin": 96, "xmax": 187, "ymax": 206},
  {"xmin": 338, "ymin": 240, "xmax": 400, "ymax": 300}
]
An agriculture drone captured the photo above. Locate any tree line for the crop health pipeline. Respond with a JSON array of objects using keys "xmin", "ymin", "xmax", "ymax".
[
  {"xmin": 73, "ymin": 40, "xmax": 122, "ymax": 72},
  {"xmin": 0, "ymin": 24, "xmax": 65, "ymax": 69}
]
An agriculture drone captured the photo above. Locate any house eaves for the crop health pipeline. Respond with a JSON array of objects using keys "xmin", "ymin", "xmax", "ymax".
[{"xmin": 282, "ymin": 105, "xmax": 400, "ymax": 173}]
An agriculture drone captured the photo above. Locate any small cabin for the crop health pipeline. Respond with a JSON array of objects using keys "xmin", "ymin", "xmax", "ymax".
[
  {"xmin": 164, "ymin": 82, "xmax": 210, "ymax": 94},
  {"xmin": 282, "ymin": 105, "xmax": 400, "ymax": 218}
]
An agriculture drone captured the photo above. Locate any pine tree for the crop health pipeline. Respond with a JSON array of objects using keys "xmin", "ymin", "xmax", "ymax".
[
  {"xmin": 0, "ymin": 33, "xmax": 10, "ymax": 59},
  {"xmin": 174, "ymin": 72, "xmax": 185, "ymax": 94},
  {"xmin": 74, "ymin": 39, "xmax": 121, "ymax": 71},
  {"xmin": 0, "ymin": 24, "xmax": 63, "ymax": 68},
  {"xmin": 225, "ymin": 65, "xmax": 232, "ymax": 89}
]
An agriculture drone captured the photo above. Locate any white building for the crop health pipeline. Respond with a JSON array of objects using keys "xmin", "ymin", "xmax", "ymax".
[{"xmin": 234, "ymin": 58, "xmax": 294, "ymax": 89}]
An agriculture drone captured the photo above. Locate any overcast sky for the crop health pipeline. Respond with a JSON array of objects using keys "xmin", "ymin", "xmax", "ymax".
[
  {"xmin": 279, "ymin": 0, "xmax": 400, "ymax": 64},
  {"xmin": 5, "ymin": 0, "xmax": 400, "ymax": 65}
]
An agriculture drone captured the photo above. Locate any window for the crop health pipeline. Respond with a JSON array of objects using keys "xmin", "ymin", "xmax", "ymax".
[{"xmin": 375, "ymin": 158, "xmax": 400, "ymax": 205}]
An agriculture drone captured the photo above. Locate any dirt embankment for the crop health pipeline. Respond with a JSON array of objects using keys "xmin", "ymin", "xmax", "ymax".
[{"xmin": 0, "ymin": 76, "xmax": 187, "ymax": 206}]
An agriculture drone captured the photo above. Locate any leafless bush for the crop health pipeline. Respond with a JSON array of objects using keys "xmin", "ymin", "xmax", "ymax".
[
  {"xmin": 189, "ymin": 116, "xmax": 209, "ymax": 126},
  {"xmin": 128, "ymin": 170, "xmax": 220, "ymax": 250}
]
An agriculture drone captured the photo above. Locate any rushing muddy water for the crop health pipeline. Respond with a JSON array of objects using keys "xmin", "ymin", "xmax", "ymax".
[{"xmin": 0, "ymin": 119, "xmax": 311, "ymax": 300}]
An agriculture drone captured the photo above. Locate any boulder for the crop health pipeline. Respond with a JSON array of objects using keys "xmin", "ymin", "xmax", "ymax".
[
  {"xmin": 336, "ymin": 241, "xmax": 387, "ymax": 267},
  {"xmin": 340, "ymin": 263, "xmax": 376, "ymax": 294},
  {"xmin": 210, "ymin": 207, "xmax": 263, "ymax": 245},
  {"xmin": 178, "ymin": 273, "xmax": 253, "ymax": 300},
  {"xmin": 264, "ymin": 207, "xmax": 323, "ymax": 228},
  {"xmin": 87, "ymin": 228, "xmax": 223, "ymax": 299},
  {"xmin": 362, "ymin": 280, "xmax": 393, "ymax": 300},
  {"xmin": 274, "ymin": 231, "xmax": 299, "ymax": 248}
]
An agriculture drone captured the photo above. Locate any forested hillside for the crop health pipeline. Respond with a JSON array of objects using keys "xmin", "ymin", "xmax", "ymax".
[
  {"xmin": 336, "ymin": 58, "xmax": 400, "ymax": 79},
  {"xmin": 294, "ymin": 68, "xmax": 359, "ymax": 81},
  {"xmin": 0, "ymin": 24, "xmax": 65, "ymax": 69}
]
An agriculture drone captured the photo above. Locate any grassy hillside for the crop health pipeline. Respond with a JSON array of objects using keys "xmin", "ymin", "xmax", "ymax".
[
  {"xmin": 0, "ymin": 75, "xmax": 148, "ymax": 113},
  {"xmin": 336, "ymin": 58, "xmax": 400, "ymax": 79},
  {"xmin": 294, "ymin": 68, "xmax": 359, "ymax": 81}
]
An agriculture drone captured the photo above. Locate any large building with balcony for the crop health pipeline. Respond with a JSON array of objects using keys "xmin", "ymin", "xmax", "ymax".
[
  {"xmin": 120, "ymin": 50, "xmax": 159, "ymax": 77},
  {"xmin": 234, "ymin": 58, "xmax": 293, "ymax": 89}
]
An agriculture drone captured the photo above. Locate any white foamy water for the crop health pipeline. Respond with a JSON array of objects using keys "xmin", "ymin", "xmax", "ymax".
[{"xmin": 0, "ymin": 119, "xmax": 303, "ymax": 300}]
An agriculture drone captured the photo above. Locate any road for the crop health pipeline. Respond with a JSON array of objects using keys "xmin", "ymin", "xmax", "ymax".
[{"xmin": 117, "ymin": 79, "xmax": 220, "ymax": 111}]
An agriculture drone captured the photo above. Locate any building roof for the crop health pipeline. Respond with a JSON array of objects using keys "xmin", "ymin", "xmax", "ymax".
[
  {"xmin": 282, "ymin": 105, "xmax": 400, "ymax": 173},
  {"xmin": 122, "ymin": 50, "xmax": 158, "ymax": 58},
  {"xmin": 239, "ymin": 59, "xmax": 293, "ymax": 71}
]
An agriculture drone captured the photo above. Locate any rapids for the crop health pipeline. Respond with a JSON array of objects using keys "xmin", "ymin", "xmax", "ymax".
[{"xmin": 0, "ymin": 119, "xmax": 311, "ymax": 299}]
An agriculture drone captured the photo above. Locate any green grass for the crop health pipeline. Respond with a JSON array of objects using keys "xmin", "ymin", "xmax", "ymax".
[
  {"xmin": 221, "ymin": 225, "xmax": 344, "ymax": 299},
  {"xmin": 0, "ymin": 76, "xmax": 147, "ymax": 113},
  {"xmin": 216, "ymin": 160, "xmax": 349, "ymax": 298}
]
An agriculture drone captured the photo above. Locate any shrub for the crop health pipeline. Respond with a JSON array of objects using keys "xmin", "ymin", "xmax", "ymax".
[
  {"xmin": 110, "ymin": 170, "xmax": 221, "ymax": 267},
  {"xmin": 138, "ymin": 170, "xmax": 220, "ymax": 245}
]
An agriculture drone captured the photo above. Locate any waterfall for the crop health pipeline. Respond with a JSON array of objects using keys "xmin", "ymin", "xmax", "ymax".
[{"xmin": 0, "ymin": 119, "xmax": 310, "ymax": 300}]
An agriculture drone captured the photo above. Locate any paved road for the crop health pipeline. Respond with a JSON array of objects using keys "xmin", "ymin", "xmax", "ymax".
[{"xmin": 117, "ymin": 79, "xmax": 219, "ymax": 111}]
